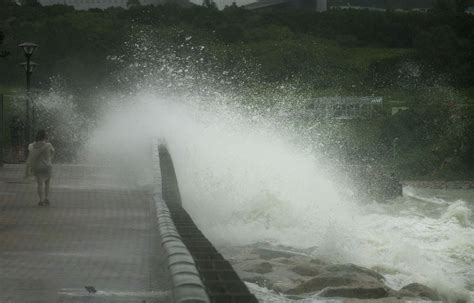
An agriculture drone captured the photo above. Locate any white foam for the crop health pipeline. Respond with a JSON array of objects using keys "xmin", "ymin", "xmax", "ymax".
[
  {"xmin": 441, "ymin": 200, "xmax": 472, "ymax": 227},
  {"xmin": 86, "ymin": 91, "xmax": 474, "ymax": 302},
  {"xmin": 404, "ymin": 187, "xmax": 450, "ymax": 205}
]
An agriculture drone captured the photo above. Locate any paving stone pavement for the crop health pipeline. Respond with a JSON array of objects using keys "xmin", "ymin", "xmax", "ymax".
[{"xmin": 0, "ymin": 164, "xmax": 171, "ymax": 303}]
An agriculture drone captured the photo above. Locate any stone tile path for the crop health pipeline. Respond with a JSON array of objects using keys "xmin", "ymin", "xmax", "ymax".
[{"xmin": 0, "ymin": 164, "xmax": 170, "ymax": 303}]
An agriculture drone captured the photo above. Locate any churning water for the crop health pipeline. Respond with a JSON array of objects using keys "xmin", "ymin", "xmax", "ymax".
[
  {"xmin": 80, "ymin": 32, "xmax": 474, "ymax": 302},
  {"xmin": 85, "ymin": 91, "xmax": 474, "ymax": 302}
]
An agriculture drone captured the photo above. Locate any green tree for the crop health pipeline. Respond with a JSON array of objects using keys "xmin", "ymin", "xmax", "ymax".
[
  {"xmin": 202, "ymin": 0, "xmax": 217, "ymax": 9},
  {"xmin": 0, "ymin": 0, "xmax": 16, "ymax": 6},
  {"xmin": 215, "ymin": 23, "xmax": 244, "ymax": 43},
  {"xmin": 20, "ymin": 0, "xmax": 41, "ymax": 6}
]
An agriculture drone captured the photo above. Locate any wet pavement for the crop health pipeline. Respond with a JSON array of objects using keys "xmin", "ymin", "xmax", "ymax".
[{"xmin": 0, "ymin": 164, "xmax": 171, "ymax": 303}]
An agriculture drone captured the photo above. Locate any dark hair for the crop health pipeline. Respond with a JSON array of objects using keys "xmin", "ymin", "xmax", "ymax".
[{"xmin": 35, "ymin": 129, "xmax": 47, "ymax": 141}]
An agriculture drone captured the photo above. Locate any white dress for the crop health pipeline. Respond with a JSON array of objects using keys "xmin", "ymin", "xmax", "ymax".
[{"xmin": 26, "ymin": 141, "xmax": 55, "ymax": 180}]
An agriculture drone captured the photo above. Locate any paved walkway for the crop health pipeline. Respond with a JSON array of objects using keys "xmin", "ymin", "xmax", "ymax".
[{"xmin": 0, "ymin": 164, "xmax": 171, "ymax": 303}]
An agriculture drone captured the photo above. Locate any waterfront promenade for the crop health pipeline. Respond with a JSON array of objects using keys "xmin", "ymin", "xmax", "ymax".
[{"xmin": 0, "ymin": 164, "xmax": 171, "ymax": 303}]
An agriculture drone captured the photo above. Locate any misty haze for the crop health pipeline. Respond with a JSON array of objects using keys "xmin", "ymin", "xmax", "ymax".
[{"xmin": 0, "ymin": 0, "xmax": 473, "ymax": 302}]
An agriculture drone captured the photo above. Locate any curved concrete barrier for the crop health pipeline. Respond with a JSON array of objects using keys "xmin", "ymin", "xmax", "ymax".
[
  {"xmin": 153, "ymin": 140, "xmax": 259, "ymax": 303},
  {"xmin": 152, "ymin": 140, "xmax": 210, "ymax": 303}
]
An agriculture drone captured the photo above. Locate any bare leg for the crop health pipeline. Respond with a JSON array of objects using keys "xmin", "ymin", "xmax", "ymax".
[
  {"xmin": 36, "ymin": 178, "xmax": 45, "ymax": 203},
  {"xmin": 45, "ymin": 178, "xmax": 50, "ymax": 202}
]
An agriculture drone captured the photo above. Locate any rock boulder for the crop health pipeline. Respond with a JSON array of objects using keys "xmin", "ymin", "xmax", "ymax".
[
  {"xmin": 287, "ymin": 263, "xmax": 388, "ymax": 296},
  {"xmin": 318, "ymin": 285, "xmax": 393, "ymax": 299},
  {"xmin": 397, "ymin": 283, "xmax": 442, "ymax": 301},
  {"xmin": 290, "ymin": 264, "xmax": 321, "ymax": 276}
]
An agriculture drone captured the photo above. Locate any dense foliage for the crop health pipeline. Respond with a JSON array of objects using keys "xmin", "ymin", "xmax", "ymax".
[
  {"xmin": 0, "ymin": 3, "xmax": 473, "ymax": 177},
  {"xmin": 1, "ymin": 3, "xmax": 473, "ymax": 91}
]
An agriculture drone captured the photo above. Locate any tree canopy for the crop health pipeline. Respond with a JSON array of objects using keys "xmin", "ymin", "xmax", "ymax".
[
  {"xmin": 0, "ymin": 3, "xmax": 472, "ymax": 177},
  {"xmin": 0, "ymin": 4, "xmax": 473, "ymax": 91}
]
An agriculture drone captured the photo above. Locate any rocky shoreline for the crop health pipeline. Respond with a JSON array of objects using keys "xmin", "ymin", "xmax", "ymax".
[{"xmin": 219, "ymin": 244, "xmax": 457, "ymax": 302}]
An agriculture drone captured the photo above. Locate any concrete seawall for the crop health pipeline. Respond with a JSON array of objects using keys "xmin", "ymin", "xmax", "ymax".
[{"xmin": 152, "ymin": 141, "xmax": 259, "ymax": 303}]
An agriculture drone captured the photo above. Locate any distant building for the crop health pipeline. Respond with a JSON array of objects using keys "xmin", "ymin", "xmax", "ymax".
[
  {"xmin": 304, "ymin": 96, "xmax": 384, "ymax": 120},
  {"xmin": 243, "ymin": 0, "xmax": 327, "ymax": 11}
]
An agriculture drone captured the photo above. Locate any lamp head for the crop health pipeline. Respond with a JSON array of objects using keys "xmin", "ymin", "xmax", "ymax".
[{"xmin": 18, "ymin": 42, "xmax": 39, "ymax": 56}]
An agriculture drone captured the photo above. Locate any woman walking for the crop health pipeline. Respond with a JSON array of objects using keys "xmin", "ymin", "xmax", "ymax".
[{"xmin": 25, "ymin": 130, "xmax": 55, "ymax": 206}]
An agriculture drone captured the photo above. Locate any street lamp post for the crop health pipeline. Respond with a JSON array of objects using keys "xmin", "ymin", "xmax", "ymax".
[
  {"xmin": 20, "ymin": 61, "xmax": 38, "ymax": 91},
  {"xmin": 18, "ymin": 42, "xmax": 38, "ymax": 144}
]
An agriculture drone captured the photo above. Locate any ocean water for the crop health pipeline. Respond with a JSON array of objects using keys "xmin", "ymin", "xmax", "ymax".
[{"xmin": 86, "ymin": 92, "xmax": 474, "ymax": 302}]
